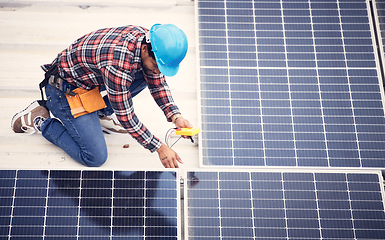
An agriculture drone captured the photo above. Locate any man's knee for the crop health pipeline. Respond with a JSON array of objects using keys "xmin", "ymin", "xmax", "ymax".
[{"xmin": 81, "ymin": 150, "xmax": 108, "ymax": 167}]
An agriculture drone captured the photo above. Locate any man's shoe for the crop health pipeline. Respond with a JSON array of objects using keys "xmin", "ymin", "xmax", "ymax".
[
  {"xmin": 11, "ymin": 100, "xmax": 50, "ymax": 134},
  {"xmin": 100, "ymin": 114, "xmax": 127, "ymax": 134}
]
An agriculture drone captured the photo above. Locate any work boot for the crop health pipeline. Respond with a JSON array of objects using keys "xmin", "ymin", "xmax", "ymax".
[
  {"xmin": 100, "ymin": 114, "xmax": 127, "ymax": 134},
  {"xmin": 11, "ymin": 100, "xmax": 50, "ymax": 134}
]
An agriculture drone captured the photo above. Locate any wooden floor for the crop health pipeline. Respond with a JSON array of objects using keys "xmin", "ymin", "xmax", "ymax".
[{"xmin": 0, "ymin": 0, "xmax": 199, "ymax": 171}]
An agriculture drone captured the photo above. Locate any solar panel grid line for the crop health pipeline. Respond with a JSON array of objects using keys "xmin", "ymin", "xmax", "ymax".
[
  {"xmin": 43, "ymin": 170, "xmax": 52, "ymax": 239},
  {"xmin": 76, "ymin": 171, "xmax": 83, "ymax": 239},
  {"xmin": 283, "ymin": 172, "xmax": 319, "ymax": 239},
  {"xmin": 361, "ymin": 0, "xmax": 385, "ymax": 153},
  {"xmin": 215, "ymin": 172, "xmax": 224, "ymax": 238},
  {"xmin": 11, "ymin": 170, "xmax": 46, "ymax": 239},
  {"xmin": 280, "ymin": 0, "xmax": 302, "ymax": 168},
  {"xmin": 336, "ymin": 0, "xmax": 364, "ymax": 167},
  {"xmin": 373, "ymin": 0, "xmax": 385, "ymax": 112},
  {"xmin": 6, "ymin": 170, "xmax": 16, "ymax": 238},
  {"xmin": 248, "ymin": 171, "xmax": 258, "ymax": 239},
  {"xmin": 311, "ymin": 172, "xmax": 324, "ymax": 239},
  {"xmin": 198, "ymin": 2, "xmax": 375, "ymax": 68},
  {"xmin": 280, "ymin": 172, "xmax": 291, "ymax": 240},
  {"xmin": 345, "ymin": 173, "xmax": 359, "ymax": 240},
  {"xmin": 332, "ymin": 1, "xmax": 382, "ymax": 165},
  {"xmin": 198, "ymin": 0, "xmax": 385, "ymax": 167},
  {"xmin": 0, "ymin": 170, "xmax": 179, "ymax": 239},
  {"xmin": 50, "ymin": 170, "xmax": 81, "ymax": 239},
  {"xmin": 252, "ymin": 0, "xmax": 269, "ymax": 167},
  {"xmin": 185, "ymin": 170, "xmax": 385, "ymax": 239},
  {"xmin": 377, "ymin": 0, "xmax": 385, "ymax": 60},
  {"xmin": 223, "ymin": 0, "xmax": 236, "ymax": 166},
  {"xmin": 79, "ymin": 171, "xmax": 112, "ymax": 238},
  {"xmin": 346, "ymin": 172, "xmax": 385, "ymax": 239}
]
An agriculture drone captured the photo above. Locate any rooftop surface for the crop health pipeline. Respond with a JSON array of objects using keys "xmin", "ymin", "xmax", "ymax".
[{"xmin": 0, "ymin": 0, "xmax": 199, "ymax": 171}]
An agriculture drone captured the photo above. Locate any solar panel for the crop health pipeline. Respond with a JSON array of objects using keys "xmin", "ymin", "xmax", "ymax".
[
  {"xmin": 198, "ymin": 0, "xmax": 385, "ymax": 167},
  {"xmin": 186, "ymin": 170, "xmax": 385, "ymax": 239},
  {"xmin": 375, "ymin": 0, "xmax": 385, "ymax": 59},
  {"xmin": 0, "ymin": 170, "xmax": 179, "ymax": 239}
]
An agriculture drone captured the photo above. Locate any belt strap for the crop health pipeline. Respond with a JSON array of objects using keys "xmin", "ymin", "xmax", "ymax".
[
  {"xmin": 48, "ymin": 76, "xmax": 76, "ymax": 96},
  {"xmin": 39, "ymin": 63, "xmax": 75, "ymax": 100},
  {"xmin": 39, "ymin": 76, "xmax": 49, "ymax": 101}
]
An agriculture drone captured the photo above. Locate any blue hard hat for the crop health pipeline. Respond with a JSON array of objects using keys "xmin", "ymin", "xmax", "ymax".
[{"xmin": 148, "ymin": 24, "xmax": 188, "ymax": 77}]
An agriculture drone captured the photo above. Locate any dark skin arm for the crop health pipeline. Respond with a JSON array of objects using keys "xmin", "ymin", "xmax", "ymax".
[
  {"xmin": 141, "ymin": 43, "xmax": 193, "ymax": 168},
  {"xmin": 156, "ymin": 116, "xmax": 192, "ymax": 168},
  {"xmin": 157, "ymin": 143, "xmax": 182, "ymax": 168}
]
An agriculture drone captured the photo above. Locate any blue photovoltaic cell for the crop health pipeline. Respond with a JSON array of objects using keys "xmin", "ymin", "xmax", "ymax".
[
  {"xmin": 186, "ymin": 171, "xmax": 385, "ymax": 239},
  {"xmin": 376, "ymin": 0, "xmax": 385, "ymax": 56},
  {"xmin": 198, "ymin": 0, "xmax": 385, "ymax": 167},
  {"xmin": 0, "ymin": 170, "xmax": 178, "ymax": 239}
]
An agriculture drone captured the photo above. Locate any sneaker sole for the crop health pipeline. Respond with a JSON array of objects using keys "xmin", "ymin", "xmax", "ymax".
[{"xmin": 11, "ymin": 100, "xmax": 43, "ymax": 132}]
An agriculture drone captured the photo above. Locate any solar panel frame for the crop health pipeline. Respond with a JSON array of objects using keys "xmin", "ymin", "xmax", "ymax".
[
  {"xmin": 184, "ymin": 169, "xmax": 385, "ymax": 239},
  {"xmin": 196, "ymin": 0, "xmax": 385, "ymax": 168},
  {"xmin": 0, "ymin": 170, "xmax": 181, "ymax": 240}
]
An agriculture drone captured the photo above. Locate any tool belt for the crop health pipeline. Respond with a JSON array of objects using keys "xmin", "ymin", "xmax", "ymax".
[
  {"xmin": 39, "ymin": 64, "xmax": 106, "ymax": 118},
  {"xmin": 65, "ymin": 86, "xmax": 106, "ymax": 118}
]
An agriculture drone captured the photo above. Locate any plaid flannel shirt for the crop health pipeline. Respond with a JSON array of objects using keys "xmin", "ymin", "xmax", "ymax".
[{"xmin": 42, "ymin": 25, "xmax": 180, "ymax": 152}]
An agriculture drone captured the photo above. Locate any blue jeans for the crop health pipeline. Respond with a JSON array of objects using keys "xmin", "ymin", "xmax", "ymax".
[{"xmin": 41, "ymin": 71, "xmax": 148, "ymax": 167}]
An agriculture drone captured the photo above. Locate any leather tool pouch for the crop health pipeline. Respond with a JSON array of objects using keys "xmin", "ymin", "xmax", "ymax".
[{"xmin": 65, "ymin": 86, "xmax": 106, "ymax": 118}]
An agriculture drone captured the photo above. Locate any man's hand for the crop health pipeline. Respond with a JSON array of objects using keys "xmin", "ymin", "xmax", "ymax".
[
  {"xmin": 157, "ymin": 143, "xmax": 183, "ymax": 168},
  {"xmin": 174, "ymin": 116, "xmax": 192, "ymax": 129},
  {"xmin": 174, "ymin": 116, "xmax": 193, "ymax": 139}
]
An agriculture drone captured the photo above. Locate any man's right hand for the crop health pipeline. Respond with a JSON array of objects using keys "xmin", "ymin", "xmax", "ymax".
[{"xmin": 156, "ymin": 143, "xmax": 183, "ymax": 168}]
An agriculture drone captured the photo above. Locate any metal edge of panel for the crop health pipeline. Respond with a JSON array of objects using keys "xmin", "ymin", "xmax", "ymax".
[
  {"xmin": 4, "ymin": 169, "xmax": 181, "ymax": 239},
  {"xmin": 368, "ymin": 0, "xmax": 385, "ymax": 113},
  {"xmin": 184, "ymin": 167, "xmax": 384, "ymax": 174},
  {"xmin": 378, "ymin": 170, "xmax": 385, "ymax": 218},
  {"xmin": 182, "ymin": 170, "xmax": 188, "ymax": 240},
  {"xmin": 188, "ymin": 159, "xmax": 385, "ymax": 172},
  {"xmin": 0, "ymin": 167, "xmax": 181, "ymax": 172},
  {"xmin": 194, "ymin": 0, "xmax": 204, "ymax": 168},
  {"xmin": 183, "ymin": 168, "xmax": 385, "ymax": 239},
  {"xmin": 175, "ymin": 170, "xmax": 182, "ymax": 240}
]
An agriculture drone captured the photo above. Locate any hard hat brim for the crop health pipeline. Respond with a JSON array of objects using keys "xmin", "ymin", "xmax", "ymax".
[{"xmin": 157, "ymin": 61, "xmax": 179, "ymax": 77}]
